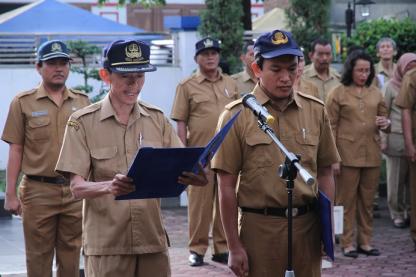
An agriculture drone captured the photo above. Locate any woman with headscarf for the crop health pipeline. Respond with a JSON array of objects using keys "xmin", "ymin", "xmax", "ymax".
[
  {"xmin": 381, "ymin": 53, "xmax": 416, "ymax": 228},
  {"xmin": 326, "ymin": 50, "xmax": 391, "ymax": 258}
]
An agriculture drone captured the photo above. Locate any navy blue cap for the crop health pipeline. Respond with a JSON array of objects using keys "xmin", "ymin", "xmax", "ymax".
[
  {"xmin": 37, "ymin": 40, "xmax": 71, "ymax": 62},
  {"xmin": 254, "ymin": 30, "xmax": 302, "ymax": 59},
  {"xmin": 195, "ymin": 37, "xmax": 221, "ymax": 56},
  {"xmin": 103, "ymin": 39, "xmax": 156, "ymax": 73}
]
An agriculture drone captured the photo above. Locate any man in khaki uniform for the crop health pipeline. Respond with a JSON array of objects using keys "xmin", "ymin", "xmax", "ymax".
[
  {"xmin": 55, "ymin": 40, "xmax": 207, "ymax": 276},
  {"xmin": 232, "ymin": 41, "xmax": 257, "ymax": 95},
  {"xmin": 395, "ymin": 67, "xmax": 416, "ymax": 250},
  {"xmin": 2, "ymin": 40, "xmax": 90, "ymax": 277},
  {"xmin": 171, "ymin": 37, "xmax": 238, "ymax": 266},
  {"xmin": 302, "ymin": 38, "xmax": 340, "ymax": 101},
  {"xmin": 212, "ymin": 30, "xmax": 340, "ymax": 277}
]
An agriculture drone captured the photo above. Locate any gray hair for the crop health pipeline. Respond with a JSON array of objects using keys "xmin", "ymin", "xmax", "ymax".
[{"xmin": 376, "ymin": 37, "xmax": 397, "ymax": 51}]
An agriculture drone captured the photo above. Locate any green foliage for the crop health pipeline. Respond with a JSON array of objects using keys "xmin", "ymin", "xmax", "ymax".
[
  {"xmin": 99, "ymin": 0, "xmax": 165, "ymax": 7},
  {"xmin": 346, "ymin": 18, "xmax": 416, "ymax": 63},
  {"xmin": 67, "ymin": 40, "xmax": 106, "ymax": 101},
  {"xmin": 198, "ymin": 0, "xmax": 244, "ymax": 74},
  {"xmin": 285, "ymin": 0, "xmax": 331, "ymax": 62}
]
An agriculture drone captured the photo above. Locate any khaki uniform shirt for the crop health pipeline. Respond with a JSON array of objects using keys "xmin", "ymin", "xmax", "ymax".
[
  {"xmin": 211, "ymin": 85, "xmax": 340, "ymax": 208},
  {"xmin": 395, "ymin": 68, "xmax": 416, "ymax": 144},
  {"xmin": 171, "ymin": 70, "xmax": 239, "ymax": 146},
  {"xmin": 55, "ymin": 95, "xmax": 182, "ymax": 255},
  {"xmin": 302, "ymin": 65, "xmax": 341, "ymax": 101},
  {"xmin": 298, "ymin": 78, "xmax": 320, "ymax": 99},
  {"xmin": 375, "ymin": 62, "xmax": 396, "ymax": 89},
  {"xmin": 231, "ymin": 69, "xmax": 257, "ymax": 96},
  {"xmin": 325, "ymin": 84, "xmax": 388, "ymax": 167},
  {"xmin": 1, "ymin": 84, "xmax": 90, "ymax": 177}
]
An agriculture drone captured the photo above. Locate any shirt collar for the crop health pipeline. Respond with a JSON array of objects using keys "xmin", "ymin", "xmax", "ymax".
[
  {"xmin": 252, "ymin": 84, "xmax": 302, "ymax": 110},
  {"xmin": 99, "ymin": 94, "xmax": 149, "ymax": 122},
  {"xmin": 195, "ymin": 68, "xmax": 223, "ymax": 84},
  {"xmin": 35, "ymin": 83, "xmax": 71, "ymax": 100},
  {"xmin": 304, "ymin": 64, "xmax": 340, "ymax": 80},
  {"xmin": 242, "ymin": 69, "xmax": 257, "ymax": 83}
]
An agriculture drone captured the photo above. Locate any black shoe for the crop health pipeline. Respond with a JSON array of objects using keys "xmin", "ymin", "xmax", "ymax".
[
  {"xmin": 212, "ymin": 252, "xmax": 228, "ymax": 264},
  {"xmin": 342, "ymin": 248, "xmax": 358, "ymax": 258},
  {"xmin": 189, "ymin": 252, "xmax": 204, "ymax": 266},
  {"xmin": 393, "ymin": 219, "xmax": 406, "ymax": 228},
  {"xmin": 357, "ymin": 246, "xmax": 380, "ymax": 256}
]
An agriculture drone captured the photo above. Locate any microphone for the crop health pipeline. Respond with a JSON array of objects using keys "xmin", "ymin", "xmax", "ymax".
[{"xmin": 242, "ymin": 94, "xmax": 275, "ymax": 125}]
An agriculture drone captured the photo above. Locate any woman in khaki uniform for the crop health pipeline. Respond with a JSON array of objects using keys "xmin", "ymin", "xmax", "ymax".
[
  {"xmin": 382, "ymin": 53, "xmax": 416, "ymax": 228},
  {"xmin": 326, "ymin": 50, "xmax": 391, "ymax": 258}
]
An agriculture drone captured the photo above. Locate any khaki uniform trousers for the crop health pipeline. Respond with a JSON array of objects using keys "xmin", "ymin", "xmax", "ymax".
[
  {"xmin": 410, "ymin": 161, "xmax": 416, "ymax": 243},
  {"xmin": 335, "ymin": 166, "xmax": 380, "ymax": 248},
  {"xmin": 240, "ymin": 210, "xmax": 322, "ymax": 277},
  {"xmin": 84, "ymin": 251, "xmax": 170, "ymax": 277},
  {"xmin": 386, "ymin": 155, "xmax": 410, "ymax": 220},
  {"xmin": 18, "ymin": 176, "xmax": 82, "ymax": 277},
  {"xmin": 187, "ymin": 168, "xmax": 227, "ymax": 255}
]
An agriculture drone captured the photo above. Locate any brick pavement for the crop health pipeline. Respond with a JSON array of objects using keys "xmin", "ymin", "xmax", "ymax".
[{"xmin": 163, "ymin": 198, "xmax": 416, "ymax": 277}]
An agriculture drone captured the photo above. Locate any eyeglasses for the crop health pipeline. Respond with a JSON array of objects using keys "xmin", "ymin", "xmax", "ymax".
[{"xmin": 354, "ymin": 68, "xmax": 371, "ymax": 75}]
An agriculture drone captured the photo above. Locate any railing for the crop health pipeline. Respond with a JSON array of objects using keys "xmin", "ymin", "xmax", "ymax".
[{"xmin": 0, "ymin": 33, "xmax": 176, "ymax": 67}]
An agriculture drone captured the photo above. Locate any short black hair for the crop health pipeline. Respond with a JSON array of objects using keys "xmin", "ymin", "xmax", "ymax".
[
  {"xmin": 310, "ymin": 38, "xmax": 331, "ymax": 53},
  {"xmin": 341, "ymin": 50, "xmax": 375, "ymax": 87},
  {"xmin": 255, "ymin": 53, "xmax": 264, "ymax": 69}
]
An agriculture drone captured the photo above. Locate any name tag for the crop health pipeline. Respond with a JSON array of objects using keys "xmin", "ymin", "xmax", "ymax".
[{"xmin": 32, "ymin": 110, "xmax": 48, "ymax": 117}]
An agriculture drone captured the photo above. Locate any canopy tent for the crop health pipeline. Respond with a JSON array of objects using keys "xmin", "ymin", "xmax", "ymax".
[
  {"xmin": 0, "ymin": 0, "xmax": 161, "ymax": 40},
  {"xmin": 252, "ymin": 7, "xmax": 289, "ymax": 32}
]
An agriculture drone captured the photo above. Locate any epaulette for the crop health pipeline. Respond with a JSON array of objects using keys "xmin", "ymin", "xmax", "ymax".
[
  {"xmin": 15, "ymin": 88, "xmax": 37, "ymax": 99},
  {"xmin": 296, "ymin": 91, "xmax": 325, "ymax": 105},
  {"xmin": 138, "ymin": 100, "xmax": 163, "ymax": 113},
  {"xmin": 178, "ymin": 75, "xmax": 195, "ymax": 86},
  {"xmin": 71, "ymin": 102, "xmax": 100, "ymax": 120},
  {"xmin": 69, "ymin": 88, "xmax": 89, "ymax": 97},
  {"xmin": 225, "ymin": 98, "xmax": 243, "ymax": 110}
]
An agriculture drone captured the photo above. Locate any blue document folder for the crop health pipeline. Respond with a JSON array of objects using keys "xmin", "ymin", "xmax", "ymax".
[
  {"xmin": 319, "ymin": 190, "xmax": 334, "ymax": 261},
  {"xmin": 116, "ymin": 110, "xmax": 241, "ymax": 200}
]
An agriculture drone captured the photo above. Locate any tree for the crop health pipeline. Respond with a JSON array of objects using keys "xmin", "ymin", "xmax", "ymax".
[
  {"xmin": 285, "ymin": 0, "xmax": 331, "ymax": 61},
  {"xmin": 199, "ymin": 0, "xmax": 244, "ymax": 74},
  {"xmin": 67, "ymin": 40, "xmax": 106, "ymax": 102},
  {"xmin": 347, "ymin": 18, "xmax": 416, "ymax": 63}
]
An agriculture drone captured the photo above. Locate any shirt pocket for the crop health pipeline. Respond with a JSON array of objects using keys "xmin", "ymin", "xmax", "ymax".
[
  {"xmin": 27, "ymin": 116, "xmax": 50, "ymax": 141},
  {"xmin": 90, "ymin": 146, "xmax": 118, "ymax": 179},
  {"xmin": 294, "ymin": 132, "xmax": 319, "ymax": 167},
  {"xmin": 245, "ymin": 134, "xmax": 273, "ymax": 168}
]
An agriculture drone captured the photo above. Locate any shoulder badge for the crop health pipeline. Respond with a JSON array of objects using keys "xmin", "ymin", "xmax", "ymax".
[{"xmin": 67, "ymin": 120, "xmax": 80, "ymax": 131}]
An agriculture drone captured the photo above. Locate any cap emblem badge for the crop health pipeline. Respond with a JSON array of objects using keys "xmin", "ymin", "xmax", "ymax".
[
  {"xmin": 203, "ymin": 39, "xmax": 214, "ymax": 48},
  {"xmin": 51, "ymin": 42, "xmax": 62, "ymax": 52},
  {"xmin": 125, "ymin": 43, "xmax": 141, "ymax": 59},
  {"xmin": 271, "ymin": 32, "xmax": 288, "ymax": 45}
]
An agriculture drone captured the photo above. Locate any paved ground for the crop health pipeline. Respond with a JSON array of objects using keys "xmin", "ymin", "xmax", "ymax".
[{"xmin": 0, "ymin": 197, "xmax": 415, "ymax": 276}]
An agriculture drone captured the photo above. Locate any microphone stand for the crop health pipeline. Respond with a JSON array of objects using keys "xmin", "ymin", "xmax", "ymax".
[{"xmin": 256, "ymin": 118, "xmax": 314, "ymax": 277}]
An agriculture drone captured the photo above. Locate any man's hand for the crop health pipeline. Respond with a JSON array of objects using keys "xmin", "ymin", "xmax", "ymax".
[
  {"xmin": 178, "ymin": 164, "xmax": 208, "ymax": 187},
  {"xmin": 229, "ymin": 245, "xmax": 249, "ymax": 277},
  {"xmin": 331, "ymin": 162, "xmax": 341, "ymax": 176},
  {"xmin": 405, "ymin": 143, "xmax": 416, "ymax": 162},
  {"xmin": 4, "ymin": 194, "xmax": 21, "ymax": 216},
  {"xmin": 376, "ymin": 116, "xmax": 390, "ymax": 130},
  {"xmin": 107, "ymin": 174, "xmax": 135, "ymax": 196}
]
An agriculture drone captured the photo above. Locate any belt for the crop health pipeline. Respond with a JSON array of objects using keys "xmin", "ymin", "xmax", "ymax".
[
  {"xmin": 27, "ymin": 175, "xmax": 68, "ymax": 185},
  {"xmin": 240, "ymin": 203, "xmax": 316, "ymax": 217}
]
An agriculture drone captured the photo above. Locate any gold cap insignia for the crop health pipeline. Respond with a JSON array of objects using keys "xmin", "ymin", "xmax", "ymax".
[
  {"xmin": 51, "ymin": 42, "xmax": 62, "ymax": 52},
  {"xmin": 203, "ymin": 39, "xmax": 214, "ymax": 48},
  {"xmin": 125, "ymin": 43, "xmax": 141, "ymax": 60},
  {"xmin": 271, "ymin": 32, "xmax": 288, "ymax": 45}
]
